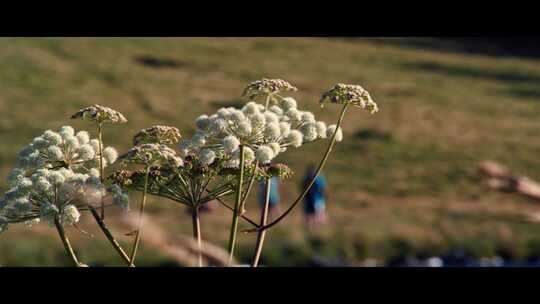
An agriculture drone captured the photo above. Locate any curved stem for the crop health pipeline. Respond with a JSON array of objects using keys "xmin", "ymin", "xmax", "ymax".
[
  {"xmin": 98, "ymin": 123, "xmax": 105, "ymax": 219},
  {"xmin": 89, "ymin": 207, "xmax": 133, "ymax": 266},
  {"xmin": 251, "ymin": 177, "xmax": 271, "ymax": 267},
  {"xmin": 214, "ymin": 196, "xmax": 260, "ymax": 227},
  {"xmin": 191, "ymin": 206, "xmax": 203, "ymax": 267},
  {"xmin": 226, "ymin": 145, "xmax": 245, "ymax": 266},
  {"xmin": 129, "ymin": 165, "xmax": 150, "ymax": 266},
  {"xmin": 239, "ymin": 161, "xmax": 259, "ymax": 215},
  {"xmin": 245, "ymin": 103, "xmax": 349, "ymax": 233},
  {"xmin": 54, "ymin": 217, "xmax": 82, "ymax": 267}
]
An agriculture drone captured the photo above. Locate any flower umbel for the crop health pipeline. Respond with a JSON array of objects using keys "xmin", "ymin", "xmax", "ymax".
[
  {"xmin": 242, "ymin": 78, "xmax": 298, "ymax": 101},
  {"xmin": 320, "ymin": 83, "xmax": 379, "ymax": 114},
  {"xmin": 117, "ymin": 143, "xmax": 183, "ymax": 168},
  {"xmin": 71, "ymin": 104, "xmax": 128, "ymax": 124},
  {"xmin": 133, "ymin": 125, "xmax": 182, "ymax": 146}
]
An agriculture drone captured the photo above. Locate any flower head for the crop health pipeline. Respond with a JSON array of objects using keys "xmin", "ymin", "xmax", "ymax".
[
  {"xmin": 11, "ymin": 126, "xmax": 116, "ymax": 174},
  {"xmin": 266, "ymin": 163, "xmax": 294, "ymax": 179},
  {"xmin": 320, "ymin": 83, "xmax": 378, "ymax": 114},
  {"xmin": 71, "ymin": 104, "xmax": 128, "ymax": 124},
  {"xmin": 242, "ymin": 78, "xmax": 298, "ymax": 101},
  {"xmin": 133, "ymin": 125, "xmax": 182, "ymax": 146},
  {"xmin": 327, "ymin": 124, "xmax": 343, "ymax": 142},
  {"xmin": 0, "ymin": 167, "xmax": 117, "ymax": 228},
  {"xmin": 118, "ymin": 143, "xmax": 183, "ymax": 168}
]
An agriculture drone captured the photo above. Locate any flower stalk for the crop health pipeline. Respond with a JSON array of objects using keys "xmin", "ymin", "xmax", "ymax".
[
  {"xmin": 251, "ymin": 177, "xmax": 271, "ymax": 267},
  {"xmin": 129, "ymin": 165, "xmax": 150, "ymax": 266},
  {"xmin": 226, "ymin": 144, "xmax": 245, "ymax": 265},
  {"xmin": 245, "ymin": 103, "xmax": 349, "ymax": 234},
  {"xmin": 54, "ymin": 217, "xmax": 82, "ymax": 267},
  {"xmin": 191, "ymin": 206, "xmax": 203, "ymax": 267}
]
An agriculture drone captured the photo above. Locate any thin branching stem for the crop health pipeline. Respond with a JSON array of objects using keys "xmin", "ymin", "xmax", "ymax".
[
  {"xmin": 98, "ymin": 122, "xmax": 105, "ymax": 219},
  {"xmin": 239, "ymin": 161, "xmax": 259, "ymax": 214},
  {"xmin": 245, "ymin": 103, "xmax": 349, "ymax": 233},
  {"xmin": 129, "ymin": 165, "xmax": 150, "ymax": 266},
  {"xmin": 251, "ymin": 177, "xmax": 271, "ymax": 267},
  {"xmin": 214, "ymin": 196, "xmax": 260, "ymax": 227},
  {"xmin": 54, "ymin": 217, "xmax": 81, "ymax": 267},
  {"xmin": 226, "ymin": 144, "xmax": 245, "ymax": 265},
  {"xmin": 191, "ymin": 206, "xmax": 203, "ymax": 267},
  {"xmin": 88, "ymin": 207, "xmax": 132, "ymax": 265}
]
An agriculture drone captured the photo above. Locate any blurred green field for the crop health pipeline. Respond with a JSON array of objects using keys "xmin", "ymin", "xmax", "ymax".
[{"xmin": 2, "ymin": 37, "xmax": 540, "ymax": 266}]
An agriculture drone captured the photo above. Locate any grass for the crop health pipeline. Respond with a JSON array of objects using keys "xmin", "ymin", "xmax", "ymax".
[{"xmin": 1, "ymin": 37, "xmax": 540, "ymax": 266}]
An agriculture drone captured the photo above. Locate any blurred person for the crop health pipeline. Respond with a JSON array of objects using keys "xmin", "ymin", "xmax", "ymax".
[
  {"xmin": 302, "ymin": 164, "xmax": 328, "ymax": 226},
  {"xmin": 258, "ymin": 176, "xmax": 281, "ymax": 218},
  {"xmin": 184, "ymin": 201, "xmax": 217, "ymax": 216},
  {"xmin": 199, "ymin": 201, "xmax": 217, "ymax": 213}
]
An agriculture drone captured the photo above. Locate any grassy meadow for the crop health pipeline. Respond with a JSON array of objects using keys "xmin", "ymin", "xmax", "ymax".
[{"xmin": 1, "ymin": 37, "xmax": 540, "ymax": 266}]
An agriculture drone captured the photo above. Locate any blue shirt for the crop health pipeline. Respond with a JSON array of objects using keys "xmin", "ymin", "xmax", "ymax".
[
  {"xmin": 259, "ymin": 177, "xmax": 280, "ymax": 206},
  {"xmin": 303, "ymin": 172, "xmax": 327, "ymax": 213}
]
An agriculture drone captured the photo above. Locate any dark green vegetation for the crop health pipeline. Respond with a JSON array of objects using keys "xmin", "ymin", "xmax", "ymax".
[{"xmin": 1, "ymin": 38, "xmax": 540, "ymax": 266}]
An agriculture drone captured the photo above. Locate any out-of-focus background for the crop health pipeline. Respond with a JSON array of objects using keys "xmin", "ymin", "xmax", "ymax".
[{"xmin": 2, "ymin": 37, "xmax": 540, "ymax": 266}]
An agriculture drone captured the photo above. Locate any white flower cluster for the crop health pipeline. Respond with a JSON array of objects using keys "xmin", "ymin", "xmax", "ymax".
[
  {"xmin": 117, "ymin": 143, "xmax": 183, "ymax": 168},
  {"xmin": 179, "ymin": 96, "xmax": 332, "ymax": 167},
  {"xmin": 0, "ymin": 125, "xmax": 128, "ymax": 232},
  {"xmin": 71, "ymin": 104, "xmax": 128, "ymax": 124},
  {"xmin": 0, "ymin": 167, "xmax": 104, "ymax": 231},
  {"xmin": 13, "ymin": 126, "xmax": 118, "ymax": 174},
  {"xmin": 320, "ymin": 83, "xmax": 379, "ymax": 114}
]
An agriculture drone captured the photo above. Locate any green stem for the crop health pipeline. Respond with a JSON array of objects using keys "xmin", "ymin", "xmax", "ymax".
[
  {"xmin": 239, "ymin": 161, "xmax": 258, "ymax": 215},
  {"xmin": 89, "ymin": 207, "xmax": 133, "ymax": 266},
  {"xmin": 54, "ymin": 217, "xmax": 81, "ymax": 267},
  {"xmin": 251, "ymin": 177, "xmax": 271, "ymax": 267},
  {"xmin": 191, "ymin": 206, "xmax": 203, "ymax": 267},
  {"xmin": 98, "ymin": 123, "xmax": 105, "ymax": 219},
  {"xmin": 246, "ymin": 103, "xmax": 349, "ymax": 233},
  {"xmin": 129, "ymin": 165, "xmax": 150, "ymax": 266},
  {"xmin": 214, "ymin": 196, "xmax": 260, "ymax": 228},
  {"xmin": 226, "ymin": 145, "xmax": 245, "ymax": 266}
]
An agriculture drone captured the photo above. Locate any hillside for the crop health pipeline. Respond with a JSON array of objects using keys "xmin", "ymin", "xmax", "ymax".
[{"xmin": 1, "ymin": 38, "xmax": 540, "ymax": 266}]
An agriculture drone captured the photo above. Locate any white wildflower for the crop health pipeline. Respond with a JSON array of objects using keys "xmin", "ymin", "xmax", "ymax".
[
  {"xmin": 222, "ymin": 136, "xmax": 240, "ymax": 153},
  {"xmin": 46, "ymin": 146, "xmax": 64, "ymax": 161},
  {"xmin": 300, "ymin": 122, "xmax": 318, "ymax": 142},
  {"xmin": 77, "ymin": 144, "xmax": 95, "ymax": 161},
  {"xmin": 199, "ymin": 149, "xmax": 216, "ymax": 166},
  {"xmin": 300, "ymin": 112, "xmax": 316, "ymax": 124},
  {"xmin": 243, "ymin": 147, "xmax": 255, "ymax": 164},
  {"xmin": 279, "ymin": 122, "xmax": 291, "ymax": 137},
  {"xmin": 32, "ymin": 137, "xmax": 49, "ymax": 149},
  {"xmin": 236, "ymin": 121, "xmax": 252, "ymax": 137},
  {"xmin": 281, "ymin": 97, "xmax": 297, "ymax": 111},
  {"xmin": 59, "ymin": 126, "xmax": 75, "ymax": 138},
  {"xmin": 255, "ymin": 145, "xmax": 274, "ymax": 164},
  {"xmin": 75, "ymin": 131, "xmax": 90, "ymax": 145},
  {"xmin": 89, "ymin": 139, "xmax": 100, "ymax": 153},
  {"xmin": 269, "ymin": 105, "xmax": 284, "ymax": 116},
  {"xmin": 195, "ymin": 115, "xmax": 211, "ymax": 131},
  {"xmin": 250, "ymin": 113, "xmax": 266, "ymax": 130},
  {"xmin": 286, "ymin": 130, "xmax": 303, "ymax": 147},
  {"xmin": 268, "ymin": 142, "xmax": 281, "ymax": 156},
  {"xmin": 43, "ymin": 131, "xmax": 63, "ymax": 145},
  {"xmin": 264, "ymin": 112, "xmax": 279, "ymax": 125},
  {"xmin": 327, "ymin": 124, "xmax": 343, "ymax": 142},
  {"xmin": 102, "ymin": 147, "xmax": 118, "ymax": 165},
  {"xmin": 61, "ymin": 205, "xmax": 81, "ymax": 225},
  {"xmin": 64, "ymin": 136, "xmax": 80, "ymax": 151},
  {"xmin": 315, "ymin": 121, "xmax": 327, "ymax": 139},
  {"xmin": 48, "ymin": 171, "xmax": 65, "ymax": 186},
  {"xmin": 242, "ymin": 102, "xmax": 260, "ymax": 115},
  {"xmin": 264, "ymin": 123, "xmax": 281, "ymax": 140}
]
